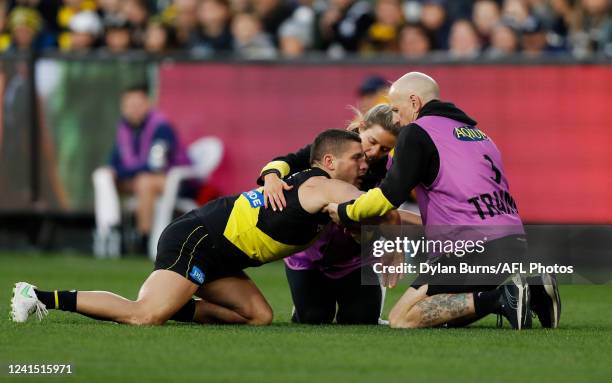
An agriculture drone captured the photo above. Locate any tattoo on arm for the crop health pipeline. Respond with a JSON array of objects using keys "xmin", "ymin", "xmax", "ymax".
[{"xmin": 414, "ymin": 294, "xmax": 471, "ymax": 327}]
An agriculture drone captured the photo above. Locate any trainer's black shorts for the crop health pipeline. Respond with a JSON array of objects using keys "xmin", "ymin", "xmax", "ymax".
[
  {"xmin": 153, "ymin": 211, "xmax": 260, "ymax": 286},
  {"xmin": 285, "ymin": 265, "xmax": 382, "ymax": 325},
  {"xmin": 411, "ymin": 234, "xmax": 528, "ymax": 296}
]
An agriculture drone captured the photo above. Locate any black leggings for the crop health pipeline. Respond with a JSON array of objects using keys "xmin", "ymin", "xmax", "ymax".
[{"xmin": 285, "ymin": 265, "xmax": 382, "ymax": 325}]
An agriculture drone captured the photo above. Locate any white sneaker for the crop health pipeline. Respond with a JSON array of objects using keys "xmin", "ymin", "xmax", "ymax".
[{"xmin": 10, "ymin": 282, "xmax": 48, "ymax": 323}]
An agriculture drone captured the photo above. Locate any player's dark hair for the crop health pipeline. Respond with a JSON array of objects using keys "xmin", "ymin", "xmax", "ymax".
[
  {"xmin": 347, "ymin": 103, "xmax": 401, "ymax": 136},
  {"xmin": 122, "ymin": 83, "xmax": 149, "ymax": 96},
  {"xmin": 310, "ymin": 129, "xmax": 362, "ymax": 165}
]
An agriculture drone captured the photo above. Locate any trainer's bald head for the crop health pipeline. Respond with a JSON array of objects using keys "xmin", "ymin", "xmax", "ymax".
[{"xmin": 388, "ymin": 72, "xmax": 440, "ymax": 125}]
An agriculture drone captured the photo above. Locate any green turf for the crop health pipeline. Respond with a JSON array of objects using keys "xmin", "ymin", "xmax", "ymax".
[{"xmin": 1, "ymin": 253, "xmax": 611, "ymax": 383}]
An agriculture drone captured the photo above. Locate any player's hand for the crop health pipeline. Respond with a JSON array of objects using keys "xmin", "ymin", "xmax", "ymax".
[
  {"xmin": 263, "ymin": 173, "xmax": 293, "ymax": 211},
  {"xmin": 381, "ymin": 250, "xmax": 406, "ymax": 288},
  {"xmin": 324, "ymin": 203, "xmax": 341, "ymax": 224}
]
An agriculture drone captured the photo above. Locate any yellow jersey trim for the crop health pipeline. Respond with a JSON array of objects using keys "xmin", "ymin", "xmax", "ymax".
[{"xmin": 260, "ymin": 161, "xmax": 291, "ymax": 179}]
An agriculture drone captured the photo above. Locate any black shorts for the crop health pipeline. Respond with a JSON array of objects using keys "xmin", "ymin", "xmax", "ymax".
[
  {"xmin": 153, "ymin": 211, "xmax": 259, "ymax": 286},
  {"xmin": 411, "ymin": 235, "xmax": 528, "ymax": 296}
]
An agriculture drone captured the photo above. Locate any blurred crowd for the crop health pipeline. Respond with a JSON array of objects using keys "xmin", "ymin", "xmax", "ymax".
[{"xmin": 0, "ymin": 0, "xmax": 610, "ymax": 59}]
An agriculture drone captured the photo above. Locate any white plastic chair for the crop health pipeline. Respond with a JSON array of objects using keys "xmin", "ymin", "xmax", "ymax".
[{"xmin": 148, "ymin": 136, "xmax": 224, "ymax": 259}]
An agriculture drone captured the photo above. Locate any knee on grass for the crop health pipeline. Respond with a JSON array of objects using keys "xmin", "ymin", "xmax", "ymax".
[
  {"xmin": 336, "ymin": 308, "xmax": 379, "ymax": 325},
  {"xmin": 295, "ymin": 308, "xmax": 334, "ymax": 325},
  {"xmin": 244, "ymin": 302, "xmax": 273, "ymax": 326}
]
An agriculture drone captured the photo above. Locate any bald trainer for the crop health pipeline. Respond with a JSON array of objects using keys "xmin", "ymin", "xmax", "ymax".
[{"xmin": 327, "ymin": 72, "xmax": 561, "ymax": 330}]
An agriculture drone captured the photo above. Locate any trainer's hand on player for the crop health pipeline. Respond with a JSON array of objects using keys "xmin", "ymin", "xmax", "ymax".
[
  {"xmin": 381, "ymin": 250, "xmax": 405, "ymax": 288},
  {"xmin": 263, "ymin": 173, "xmax": 293, "ymax": 211},
  {"xmin": 324, "ymin": 203, "xmax": 341, "ymax": 224}
]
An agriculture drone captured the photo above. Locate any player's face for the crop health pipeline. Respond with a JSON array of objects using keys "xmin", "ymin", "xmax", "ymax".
[
  {"xmin": 360, "ymin": 124, "xmax": 396, "ymax": 163},
  {"xmin": 121, "ymin": 91, "xmax": 151, "ymax": 126},
  {"xmin": 333, "ymin": 142, "xmax": 369, "ymax": 187}
]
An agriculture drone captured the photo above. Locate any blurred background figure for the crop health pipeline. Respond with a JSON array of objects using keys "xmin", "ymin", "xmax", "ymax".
[
  {"xmin": 231, "ymin": 12, "xmax": 277, "ymax": 59},
  {"xmin": 419, "ymin": 0, "xmax": 451, "ymax": 50},
  {"xmin": 520, "ymin": 15, "xmax": 556, "ymax": 57},
  {"xmin": 472, "ymin": 0, "xmax": 501, "ymax": 48},
  {"xmin": 57, "ymin": 0, "xmax": 97, "ymax": 50},
  {"xmin": 317, "ymin": 0, "xmax": 374, "ymax": 57},
  {"xmin": 569, "ymin": 0, "xmax": 612, "ymax": 57},
  {"xmin": 360, "ymin": 0, "xmax": 404, "ymax": 55},
  {"xmin": 486, "ymin": 22, "xmax": 519, "ymax": 58},
  {"xmin": 98, "ymin": 0, "xmax": 122, "ymax": 23},
  {"xmin": 92, "ymin": 84, "xmax": 190, "ymax": 257},
  {"xmin": 448, "ymin": 19, "xmax": 481, "ymax": 59},
  {"xmin": 171, "ymin": 0, "xmax": 199, "ymax": 47},
  {"xmin": 144, "ymin": 18, "xmax": 174, "ymax": 54},
  {"xmin": 252, "ymin": 0, "xmax": 296, "ymax": 46},
  {"xmin": 398, "ymin": 22, "xmax": 432, "ymax": 59},
  {"xmin": 102, "ymin": 17, "xmax": 131, "ymax": 53},
  {"xmin": 0, "ymin": 0, "xmax": 604, "ymax": 58},
  {"xmin": 356, "ymin": 74, "xmax": 388, "ymax": 113},
  {"xmin": 501, "ymin": 0, "xmax": 532, "ymax": 31},
  {"xmin": 66, "ymin": 10, "xmax": 102, "ymax": 51},
  {"xmin": 278, "ymin": 0, "xmax": 315, "ymax": 58},
  {"xmin": 3, "ymin": 6, "xmax": 49, "ymax": 52},
  {"xmin": 121, "ymin": 0, "xmax": 150, "ymax": 48},
  {"xmin": 189, "ymin": 0, "xmax": 233, "ymax": 57}
]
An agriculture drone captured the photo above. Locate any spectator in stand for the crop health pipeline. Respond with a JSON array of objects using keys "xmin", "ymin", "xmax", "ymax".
[
  {"xmin": 420, "ymin": 0, "xmax": 451, "ymax": 50},
  {"xmin": 0, "ymin": 0, "xmax": 606, "ymax": 59},
  {"xmin": 485, "ymin": 22, "xmax": 519, "ymax": 57},
  {"xmin": 57, "ymin": 0, "xmax": 97, "ymax": 50},
  {"xmin": 569, "ymin": 0, "xmax": 612, "ymax": 57},
  {"xmin": 67, "ymin": 10, "xmax": 102, "ymax": 51},
  {"xmin": 360, "ymin": 0, "xmax": 404, "ymax": 55},
  {"xmin": 103, "ymin": 17, "xmax": 132, "ymax": 53},
  {"xmin": 501, "ymin": 0, "xmax": 531, "ymax": 31},
  {"xmin": 448, "ymin": 18, "xmax": 481, "ymax": 58},
  {"xmin": 472, "ymin": 0, "xmax": 501, "ymax": 47},
  {"xmin": 317, "ymin": 0, "xmax": 374, "ymax": 56},
  {"xmin": 231, "ymin": 12, "xmax": 277, "ymax": 59},
  {"xmin": 172, "ymin": 0, "xmax": 199, "ymax": 47},
  {"xmin": 144, "ymin": 18, "xmax": 175, "ymax": 53},
  {"xmin": 189, "ymin": 0, "xmax": 233, "ymax": 57},
  {"xmin": 398, "ymin": 22, "xmax": 432, "ymax": 59},
  {"xmin": 98, "ymin": 0, "xmax": 122, "ymax": 24},
  {"xmin": 252, "ymin": 0, "xmax": 295, "ymax": 46},
  {"xmin": 546, "ymin": 0, "xmax": 574, "ymax": 51},
  {"xmin": 2, "ymin": 6, "xmax": 53, "ymax": 52},
  {"xmin": 520, "ymin": 15, "xmax": 565, "ymax": 56},
  {"xmin": 9, "ymin": 0, "xmax": 61, "ymax": 40},
  {"xmin": 278, "ymin": 0, "xmax": 316, "ymax": 58},
  {"xmin": 278, "ymin": 15, "xmax": 314, "ymax": 57},
  {"xmin": 121, "ymin": 0, "xmax": 149, "ymax": 48}
]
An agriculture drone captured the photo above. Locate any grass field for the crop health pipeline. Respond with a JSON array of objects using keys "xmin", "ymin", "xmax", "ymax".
[{"xmin": 1, "ymin": 252, "xmax": 611, "ymax": 383}]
